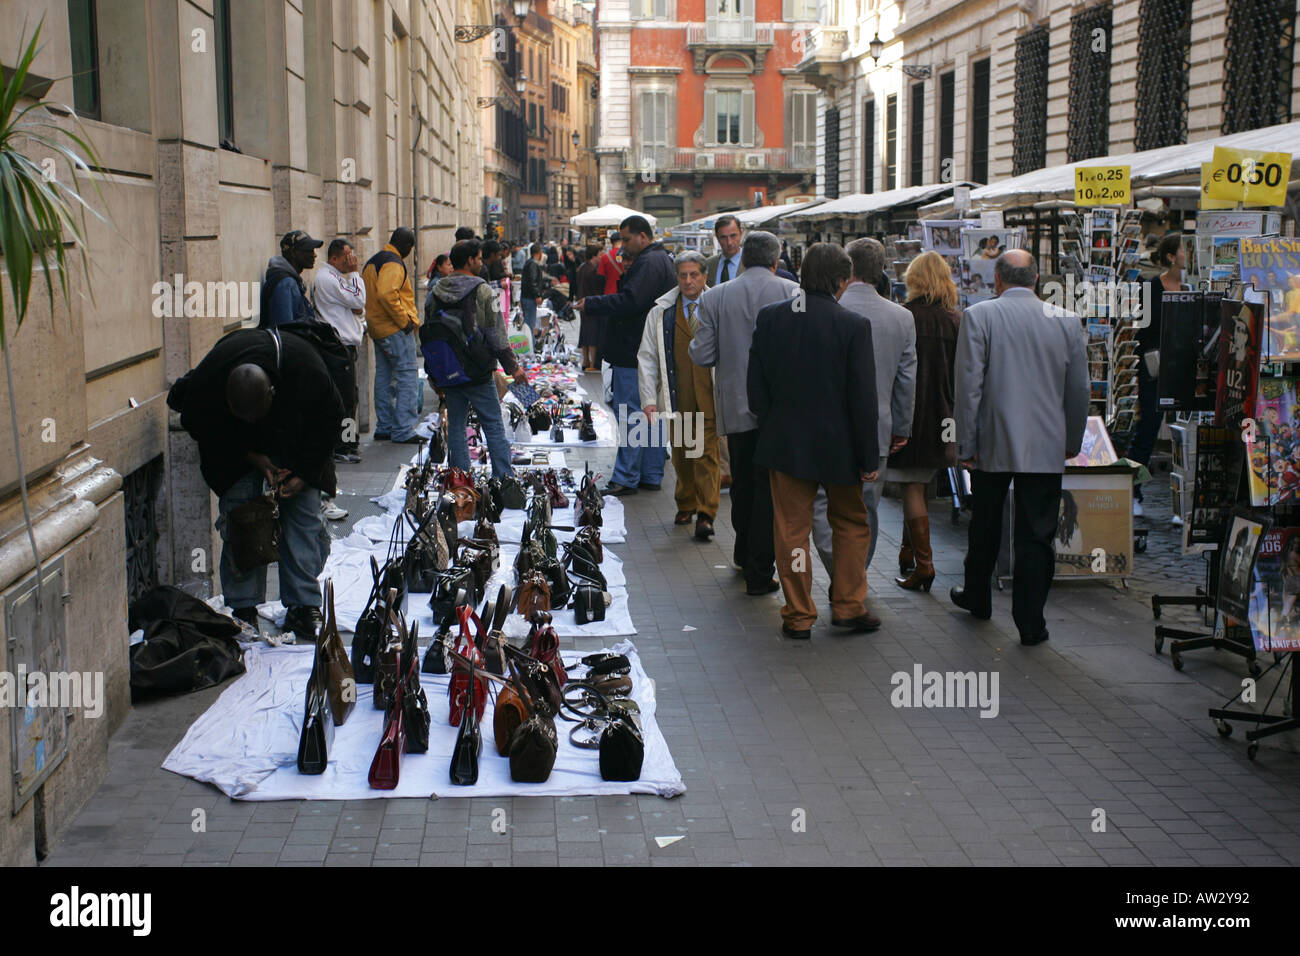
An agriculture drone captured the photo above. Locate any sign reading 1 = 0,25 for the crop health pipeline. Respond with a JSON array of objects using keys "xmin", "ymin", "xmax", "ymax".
[
  {"xmin": 1205, "ymin": 146, "xmax": 1292, "ymax": 208},
  {"xmin": 1073, "ymin": 165, "xmax": 1131, "ymax": 206}
]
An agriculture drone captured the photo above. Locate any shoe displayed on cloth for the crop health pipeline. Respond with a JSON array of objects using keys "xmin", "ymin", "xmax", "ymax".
[
  {"xmin": 283, "ymin": 605, "xmax": 323, "ymax": 644},
  {"xmin": 373, "ymin": 432, "xmax": 391, "ymax": 441},
  {"xmin": 746, "ymin": 579, "xmax": 780, "ymax": 596},
  {"xmin": 1132, "ymin": 499, "xmax": 1144, "ymax": 517},
  {"xmin": 694, "ymin": 515, "xmax": 715, "ymax": 541},
  {"xmin": 638, "ymin": 482, "xmax": 661, "ymax": 491},
  {"xmin": 321, "ymin": 498, "xmax": 348, "ymax": 521},
  {"xmin": 831, "ymin": 612, "xmax": 882, "ymax": 633},
  {"xmin": 950, "ymin": 586, "xmax": 992, "ymax": 620},
  {"xmin": 231, "ymin": 606, "xmax": 259, "ymax": 628},
  {"xmin": 1020, "ymin": 629, "xmax": 1050, "ymax": 647},
  {"xmin": 781, "ymin": 623, "xmax": 811, "ymax": 640},
  {"xmin": 603, "ymin": 482, "xmax": 638, "ymax": 497}
]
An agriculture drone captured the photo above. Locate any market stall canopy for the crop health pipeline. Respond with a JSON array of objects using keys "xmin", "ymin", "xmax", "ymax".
[
  {"xmin": 783, "ymin": 183, "xmax": 978, "ymax": 222},
  {"xmin": 924, "ymin": 121, "xmax": 1300, "ymax": 213},
  {"xmin": 570, "ymin": 204, "xmax": 657, "ymax": 227},
  {"xmin": 668, "ymin": 199, "xmax": 827, "ymax": 235}
]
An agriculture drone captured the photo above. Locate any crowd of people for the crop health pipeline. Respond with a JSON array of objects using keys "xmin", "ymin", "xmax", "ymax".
[{"xmin": 167, "ymin": 211, "xmax": 1088, "ymax": 647}]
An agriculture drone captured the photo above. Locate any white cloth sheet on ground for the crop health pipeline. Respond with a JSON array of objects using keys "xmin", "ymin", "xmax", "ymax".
[{"xmin": 161, "ymin": 640, "xmax": 682, "ymax": 801}]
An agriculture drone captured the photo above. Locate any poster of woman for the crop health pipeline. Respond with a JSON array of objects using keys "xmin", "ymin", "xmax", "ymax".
[{"xmin": 1217, "ymin": 511, "xmax": 1269, "ymax": 625}]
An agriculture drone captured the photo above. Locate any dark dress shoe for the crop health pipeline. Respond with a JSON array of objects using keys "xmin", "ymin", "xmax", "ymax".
[
  {"xmin": 950, "ymin": 586, "xmax": 992, "ymax": 620},
  {"xmin": 831, "ymin": 612, "xmax": 881, "ymax": 632},
  {"xmin": 603, "ymin": 482, "xmax": 638, "ymax": 497},
  {"xmin": 392, "ymin": 434, "xmax": 422, "ymax": 444},
  {"xmin": 1020, "ymin": 630, "xmax": 1050, "ymax": 646},
  {"xmin": 674, "ymin": 510, "xmax": 695, "ymax": 525},
  {"xmin": 781, "ymin": 623, "xmax": 811, "ymax": 640},
  {"xmin": 638, "ymin": 482, "xmax": 661, "ymax": 491},
  {"xmin": 746, "ymin": 579, "xmax": 780, "ymax": 596},
  {"xmin": 372, "ymin": 432, "xmax": 391, "ymax": 441},
  {"xmin": 694, "ymin": 516, "xmax": 715, "ymax": 540}
]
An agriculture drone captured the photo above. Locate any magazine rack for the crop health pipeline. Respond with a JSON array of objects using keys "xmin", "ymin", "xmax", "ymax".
[{"xmin": 1209, "ymin": 653, "xmax": 1296, "ymax": 761}]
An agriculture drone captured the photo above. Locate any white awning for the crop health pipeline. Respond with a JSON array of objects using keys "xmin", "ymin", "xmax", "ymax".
[
  {"xmin": 667, "ymin": 199, "xmax": 827, "ymax": 234},
  {"xmin": 570, "ymin": 204, "xmax": 658, "ymax": 227},
  {"xmin": 946, "ymin": 121, "xmax": 1300, "ymax": 212},
  {"xmin": 783, "ymin": 183, "xmax": 976, "ymax": 222}
]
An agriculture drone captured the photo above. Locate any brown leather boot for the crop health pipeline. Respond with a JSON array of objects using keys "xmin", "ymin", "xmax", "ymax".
[
  {"xmin": 898, "ymin": 521, "xmax": 915, "ymax": 575},
  {"xmin": 895, "ymin": 515, "xmax": 935, "ymax": 592}
]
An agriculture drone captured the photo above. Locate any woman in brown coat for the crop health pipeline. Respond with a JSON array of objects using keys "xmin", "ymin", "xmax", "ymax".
[{"xmin": 888, "ymin": 251, "xmax": 961, "ymax": 591}]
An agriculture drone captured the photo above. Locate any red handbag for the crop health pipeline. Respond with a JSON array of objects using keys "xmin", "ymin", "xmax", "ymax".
[
  {"xmin": 528, "ymin": 621, "xmax": 568, "ymax": 687},
  {"xmin": 448, "ymin": 604, "xmax": 488, "ymax": 725},
  {"xmin": 368, "ymin": 677, "xmax": 406, "ymax": 790},
  {"xmin": 440, "ymin": 466, "xmax": 475, "ymax": 492}
]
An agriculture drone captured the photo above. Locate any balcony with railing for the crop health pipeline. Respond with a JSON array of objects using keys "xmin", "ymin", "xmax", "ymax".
[
  {"xmin": 794, "ymin": 27, "xmax": 849, "ymax": 90},
  {"xmin": 685, "ymin": 21, "xmax": 776, "ymax": 72},
  {"xmin": 626, "ymin": 145, "xmax": 815, "ymax": 174}
]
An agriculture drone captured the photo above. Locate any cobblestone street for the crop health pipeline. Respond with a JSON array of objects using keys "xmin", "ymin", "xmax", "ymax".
[{"xmin": 40, "ymin": 376, "xmax": 1300, "ymax": 867}]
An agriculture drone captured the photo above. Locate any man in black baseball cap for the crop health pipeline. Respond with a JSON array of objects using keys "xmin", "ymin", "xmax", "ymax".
[{"xmin": 260, "ymin": 230, "xmax": 324, "ymax": 328}]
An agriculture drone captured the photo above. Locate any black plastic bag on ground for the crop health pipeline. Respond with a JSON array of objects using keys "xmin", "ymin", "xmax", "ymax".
[{"xmin": 128, "ymin": 586, "xmax": 247, "ymax": 702}]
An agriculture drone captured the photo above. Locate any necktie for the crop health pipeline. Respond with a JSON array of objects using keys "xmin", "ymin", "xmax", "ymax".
[
  {"xmin": 686, "ymin": 301, "xmax": 697, "ymax": 329},
  {"xmin": 720, "ymin": 258, "xmax": 730, "ymax": 283}
]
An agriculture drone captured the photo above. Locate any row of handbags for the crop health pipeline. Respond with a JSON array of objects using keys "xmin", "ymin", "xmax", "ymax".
[
  {"xmin": 368, "ymin": 603, "xmax": 432, "ymax": 789},
  {"xmin": 297, "ymin": 580, "xmax": 357, "ymax": 774}
]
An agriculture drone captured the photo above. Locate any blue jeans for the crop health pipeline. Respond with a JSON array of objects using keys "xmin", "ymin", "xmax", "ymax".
[
  {"xmin": 521, "ymin": 298, "xmax": 538, "ymax": 332},
  {"xmin": 216, "ymin": 469, "xmax": 328, "ymax": 610},
  {"xmin": 1128, "ymin": 360, "xmax": 1162, "ymax": 502},
  {"xmin": 610, "ymin": 365, "xmax": 666, "ymax": 487},
  {"xmin": 442, "ymin": 380, "xmax": 516, "ymax": 479},
  {"xmin": 373, "ymin": 330, "xmax": 419, "ymax": 440}
]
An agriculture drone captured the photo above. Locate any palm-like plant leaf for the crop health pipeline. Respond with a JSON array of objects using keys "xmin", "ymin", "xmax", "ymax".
[{"xmin": 0, "ymin": 19, "xmax": 106, "ymax": 348}]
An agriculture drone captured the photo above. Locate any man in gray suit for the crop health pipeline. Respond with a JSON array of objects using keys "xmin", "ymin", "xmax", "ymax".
[
  {"xmin": 951, "ymin": 249, "xmax": 1089, "ymax": 646},
  {"xmin": 704, "ymin": 214, "xmax": 744, "ymax": 288},
  {"xmin": 690, "ymin": 230, "xmax": 800, "ymax": 594},
  {"xmin": 811, "ymin": 238, "xmax": 917, "ymax": 608}
]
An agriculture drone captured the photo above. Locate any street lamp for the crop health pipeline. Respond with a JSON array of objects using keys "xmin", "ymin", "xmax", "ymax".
[
  {"xmin": 571, "ymin": 131, "xmax": 580, "ymax": 148},
  {"xmin": 868, "ymin": 33, "xmax": 933, "ymax": 79},
  {"xmin": 513, "ymin": 0, "xmax": 532, "ymax": 20},
  {"xmin": 517, "ymin": 74, "xmax": 528, "ymax": 95}
]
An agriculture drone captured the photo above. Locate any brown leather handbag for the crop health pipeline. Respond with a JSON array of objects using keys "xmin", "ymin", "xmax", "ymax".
[
  {"xmin": 319, "ymin": 580, "xmax": 356, "ymax": 725},
  {"xmin": 493, "ymin": 680, "xmax": 528, "ymax": 756},
  {"xmin": 449, "ymin": 485, "xmax": 478, "ymax": 523},
  {"xmin": 226, "ymin": 491, "xmax": 280, "ymax": 573},
  {"xmin": 517, "ymin": 571, "xmax": 551, "ymax": 618}
]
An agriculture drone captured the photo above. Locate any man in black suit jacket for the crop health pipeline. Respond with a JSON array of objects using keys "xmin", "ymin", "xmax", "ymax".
[{"xmin": 748, "ymin": 243, "xmax": 880, "ymax": 639}]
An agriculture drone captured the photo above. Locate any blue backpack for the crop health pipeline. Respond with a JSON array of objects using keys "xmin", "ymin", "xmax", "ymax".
[{"xmin": 420, "ymin": 285, "xmax": 496, "ymax": 387}]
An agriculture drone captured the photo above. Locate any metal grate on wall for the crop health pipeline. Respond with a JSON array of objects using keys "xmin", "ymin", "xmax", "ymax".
[
  {"xmin": 1135, "ymin": 0, "xmax": 1191, "ymax": 151},
  {"xmin": 1223, "ymin": 0, "xmax": 1296, "ymax": 134},
  {"xmin": 970, "ymin": 59, "xmax": 991, "ymax": 184},
  {"xmin": 1013, "ymin": 26, "xmax": 1049, "ymax": 176},
  {"xmin": 909, "ymin": 82, "xmax": 925, "ymax": 187},
  {"xmin": 1067, "ymin": 4, "xmax": 1113, "ymax": 163},
  {"xmin": 885, "ymin": 94, "xmax": 898, "ymax": 189},
  {"xmin": 863, "ymin": 99, "xmax": 875, "ymax": 194},
  {"xmin": 124, "ymin": 456, "xmax": 163, "ymax": 606},
  {"xmin": 824, "ymin": 106, "xmax": 840, "ymax": 200}
]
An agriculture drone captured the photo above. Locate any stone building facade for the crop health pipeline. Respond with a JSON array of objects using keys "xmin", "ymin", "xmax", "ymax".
[{"xmin": 0, "ymin": 0, "xmax": 485, "ymax": 866}]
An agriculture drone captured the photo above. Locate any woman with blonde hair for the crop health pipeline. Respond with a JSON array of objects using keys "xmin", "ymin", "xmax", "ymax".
[{"xmin": 889, "ymin": 251, "xmax": 962, "ymax": 591}]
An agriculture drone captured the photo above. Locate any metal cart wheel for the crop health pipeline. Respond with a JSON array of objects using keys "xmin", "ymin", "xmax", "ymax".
[{"xmin": 1215, "ymin": 719, "xmax": 1232, "ymax": 738}]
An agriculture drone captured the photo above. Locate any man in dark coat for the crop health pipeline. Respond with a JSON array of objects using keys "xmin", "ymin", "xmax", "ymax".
[
  {"xmin": 747, "ymin": 243, "xmax": 880, "ymax": 640},
  {"xmin": 575, "ymin": 214, "xmax": 677, "ymax": 495},
  {"xmin": 167, "ymin": 327, "xmax": 344, "ymax": 643}
]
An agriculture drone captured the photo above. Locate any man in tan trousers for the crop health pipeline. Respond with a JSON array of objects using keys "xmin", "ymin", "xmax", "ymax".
[{"xmin": 638, "ymin": 251, "xmax": 720, "ymax": 541}]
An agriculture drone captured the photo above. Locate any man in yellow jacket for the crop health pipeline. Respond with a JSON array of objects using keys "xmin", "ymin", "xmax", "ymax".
[{"xmin": 363, "ymin": 226, "xmax": 421, "ymax": 443}]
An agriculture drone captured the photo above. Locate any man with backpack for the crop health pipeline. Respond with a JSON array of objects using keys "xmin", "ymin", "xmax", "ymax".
[
  {"xmin": 363, "ymin": 226, "xmax": 421, "ymax": 444},
  {"xmin": 424, "ymin": 239, "xmax": 528, "ymax": 478},
  {"xmin": 260, "ymin": 229, "xmax": 322, "ymax": 328}
]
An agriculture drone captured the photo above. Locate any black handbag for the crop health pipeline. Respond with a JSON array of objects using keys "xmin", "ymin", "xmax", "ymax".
[
  {"xmin": 477, "ymin": 585, "xmax": 512, "ymax": 676},
  {"xmin": 297, "ymin": 636, "xmax": 335, "ymax": 774},
  {"xmin": 499, "ymin": 475, "xmax": 527, "ymax": 510},
  {"xmin": 227, "ymin": 491, "xmax": 280, "ymax": 574},
  {"xmin": 573, "ymin": 584, "xmax": 606, "ymax": 624},
  {"xmin": 431, "ymin": 569, "xmax": 477, "ymax": 625},
  {"xmin": 574, "ymin": 525, "xmax": 603, "ymax": 564},
  {"xmin": 549, "ymin": 421, "xmax": 565, "ymax": 443},
  {"xmin": 575, "ymin": 472, "xmax": 603, "ymax": 529},
  {"xmin": 475, "ymin": 476, "xmax": 501, "ymax": 523},
  {"xmin": 527, "ymin": 402, "xmax": 552, "ymax": 434},
  {"xmin": 509, "ymin": 711, "xmax": 557, "ymax": 784},
  {"xmin": 599, "ymin": 715, "xmax": 644, "ymax": 781},
  {"xmin": 372, "ymin": 589, "xmax": 403, "ymax": 711},
  {"xmin": 540, "ymin": 556, "xmax": 571, "ymax": 608},
  {"xmin": 459, "ymin": 539, "xmax": 498, "ymax": 592},
  {"xmin": 436, "ymin": 492, "xmax": 459, "ymax": 557},
  {"xmin": 563, "ymin": 539, "xmax": 606, "ymax": 589},
  {"xmin": 422, "ymin": 620, "xmax": 452, "ymax": 675},
  {"xmin": 449, "ymin": 659, "xmax": 483, "ymax": 785},
  {"xmin": 401, "ymin": 621, "xmax": 431, "ymax": 754},
  {"xmin": 578, "ymin": 401, "xmax": 597, "ymax": 443},
  {"xmin": 350, "ymin": 557, "xmax": 386, "ymax": 683}
]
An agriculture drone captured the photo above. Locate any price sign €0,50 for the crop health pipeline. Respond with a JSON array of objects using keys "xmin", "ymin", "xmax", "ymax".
[
  {"xmin": 1074, "ymin": 165, "xmax": 1131, "ymax": 206},
  {"xmin": 1205, "ymin": 146, "xmax": 1291, "ymax": 208}
]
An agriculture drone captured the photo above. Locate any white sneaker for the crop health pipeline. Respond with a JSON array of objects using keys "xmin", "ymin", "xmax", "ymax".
[
  {"xmin": 321, "ymin": 499, "xmax": 348, "ymax": 521},
  {"xmin": 1132, "ymin": 499, "xmax": 1144, "ymax": 517},
  {"xmin": 1171, "ymin": 513, "xmax": 1183, "ymax": 526}
]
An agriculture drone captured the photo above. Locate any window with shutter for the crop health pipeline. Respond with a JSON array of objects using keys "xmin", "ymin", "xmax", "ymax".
[
  {"xmin": 740, "ymin": 89, "xmax": 755, "ymax": 146},
  {"xmin": 885, "ymin": 93, "xmax": 897, "ymax": 190},
  {"xmin": 653, "ymin": 0, "xmax": 668, "ymax": 19},
  {"xmin": 703, "ymin": 89, "xmax": 718, "ymax": 143},
  {"xmin": 863, "ymin": 98, "xmax": 875, "ymax": 193}
]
